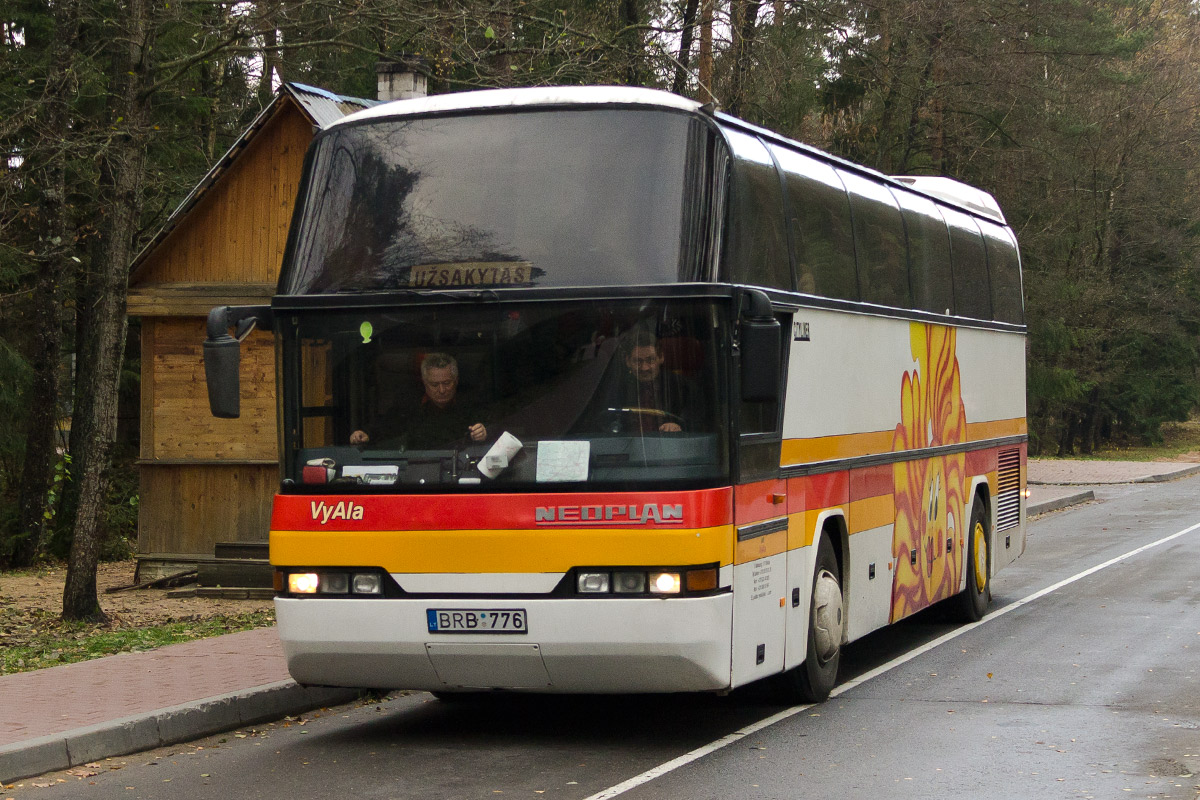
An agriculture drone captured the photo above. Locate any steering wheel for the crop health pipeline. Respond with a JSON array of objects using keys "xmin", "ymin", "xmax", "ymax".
[{"xmin": 602, "ymin": 406, "xmax": 684, "ymax": 433}]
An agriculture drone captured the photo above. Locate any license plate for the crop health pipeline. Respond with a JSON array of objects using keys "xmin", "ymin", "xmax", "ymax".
[{"xmin": 427, "ymin": 608, "xmax": 527, "ymax": 634}]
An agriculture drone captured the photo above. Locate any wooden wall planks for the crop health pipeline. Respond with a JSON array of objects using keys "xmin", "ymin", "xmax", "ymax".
[
  {"xmin": 145, "ymin": 318, "xmax": 278, "ymax": 460},
  {"xmin": 137, "ymin": 463, "xmax": 277, "ymax": 554}
]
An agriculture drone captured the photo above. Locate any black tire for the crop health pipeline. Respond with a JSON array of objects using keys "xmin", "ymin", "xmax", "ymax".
[
  {"xmin": 775, "ymin": 535, "xmax": 843, "ymax": 703},
  {"xmin": 954, "ymin": 499, "xmax": 990, "ymax": 622}
]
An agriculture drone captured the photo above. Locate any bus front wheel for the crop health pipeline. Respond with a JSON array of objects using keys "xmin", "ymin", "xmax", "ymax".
[
  {"xmin": 775, "ymin": 535, "xmax": 843, "ymax": 703},
  {"xmin": 954, "ymin": 500, "xmax": 990, "ymax": 622}
]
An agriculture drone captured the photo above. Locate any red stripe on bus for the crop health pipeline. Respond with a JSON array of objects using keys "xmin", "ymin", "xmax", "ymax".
[
  {"xmin": 270, "ymin": 487, "xmax": 734, "ymax": 531},
  {"xmin": 965, "ymin": 447, "xmax": 997, "ymax": 475},
  {"xmin": 787, "ymin": 471, "xmax": 850, "ymax": 511},
  {"xmin": 849, "ymin": 464, "xmax": 893, "ymax": 501},
  {"xmin": 734, "ymin": 479, "xmax": 787, "ymax": 524}
]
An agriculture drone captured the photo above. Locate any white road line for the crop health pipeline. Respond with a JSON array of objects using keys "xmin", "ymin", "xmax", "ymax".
[{"xmin": 582, "ymin": 519, "xmax": 1200, "ymax": 800}]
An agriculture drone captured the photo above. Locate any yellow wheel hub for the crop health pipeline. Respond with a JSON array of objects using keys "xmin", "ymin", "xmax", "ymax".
[{"xmin": 972, "ymin": 521, "xmax": 988, "ymax": 593}]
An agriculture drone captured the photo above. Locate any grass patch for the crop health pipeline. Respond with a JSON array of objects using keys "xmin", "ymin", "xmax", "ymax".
[
  {"xmin": 1080, "ymin": 418, "xmax": 1200, "ymax": 462},
  {"xmin": 0, "ymin": 608, "xmax": 275, "ymax": 675}
]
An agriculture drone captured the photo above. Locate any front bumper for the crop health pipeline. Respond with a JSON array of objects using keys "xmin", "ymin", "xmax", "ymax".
[{"xmin": 275, "ymin": 594, "xmax": 734, "ymax": 693}]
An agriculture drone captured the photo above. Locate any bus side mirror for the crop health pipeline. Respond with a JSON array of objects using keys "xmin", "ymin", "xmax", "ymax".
[
  {"xmin": 204, "ymin": 305, "xmax": 271, "ymax": 419},
  {"xmin": 740, "ymin": 290, "xmax": 780, "ymax": 402}
]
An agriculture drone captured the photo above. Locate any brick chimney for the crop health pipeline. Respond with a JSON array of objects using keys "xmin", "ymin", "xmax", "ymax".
[{"xmin": 375, "ymin": 57, "xmax": 431, "ymax": 102}]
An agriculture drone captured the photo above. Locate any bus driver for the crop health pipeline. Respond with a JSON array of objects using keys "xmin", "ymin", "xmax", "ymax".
[
  {"xmin": 350, "ymin": 352, "xmax": 488, "ymax": 448},
  {"xmin": 608, "ymin": 328, "xmax": 700, "ymax": 433}
]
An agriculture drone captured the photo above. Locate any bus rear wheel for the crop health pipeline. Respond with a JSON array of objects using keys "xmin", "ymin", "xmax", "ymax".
[
  {"xmin": 775, "ymin": 535, "xmax": 843, "ymax": 703},
  {"xmin": 954, "ymin": 500, "xmax": 990, "ymax": 622}
]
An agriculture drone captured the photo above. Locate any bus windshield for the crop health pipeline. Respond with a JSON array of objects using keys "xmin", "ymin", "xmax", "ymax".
[
  {"xmin": 282, "ymin": 299, "xmax": 731, "ymax": 491},
  {"xmin": 280, "ymin": 109, "xmax": 713, "ymax": 294}
]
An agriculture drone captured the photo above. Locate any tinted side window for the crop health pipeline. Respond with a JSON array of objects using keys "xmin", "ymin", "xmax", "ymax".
[
  {"xmin": 721, "ymin": 130, "xmax": 791, "ymax": 290},
  {"xmin": 839, "ymin": 171, "xmax": 911, "ymax": 308},
  {"xmin": 769, "ymin": 146, "xmax": 858, "ymax": 300},
  {"xmin": 979, "ymin": 221, "xmax": 1024, "ymax": 324},
  {"xmin": 892, "ymin": 189, "xmax": 953, "ymax": 315},
  {"xmin": 943, "ymin": 208, "xmax": 992, "ymax": 319}
]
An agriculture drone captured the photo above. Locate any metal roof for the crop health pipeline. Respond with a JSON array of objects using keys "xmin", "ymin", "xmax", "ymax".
[
  {"xmin": 288, "ymin": 82, "xmax": 381, "ymax": 128},
  {"xmin": 332, "ymin": 85, "xmax": 702, "ymax": 128},
  {"xmin": 129, "ymin": 83, "xmax": 377, "ymax": 280}
]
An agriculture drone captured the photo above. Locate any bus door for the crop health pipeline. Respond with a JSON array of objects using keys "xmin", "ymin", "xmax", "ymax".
[{"xmin": 731, "ymin": 307, "xmax": 791, "ymax": 688}]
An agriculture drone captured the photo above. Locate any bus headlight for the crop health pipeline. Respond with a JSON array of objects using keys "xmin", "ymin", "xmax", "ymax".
[
  {"xmin": 572, "ymin": 564, "xmax": 719, "ymax": 596},
  {"xmin": 649, "ymin": 572, "xmax": 681, "ymax": 594},
  {"xmin": 577, "ymin": 572, "xmax": 611, "ymax": 593},
  {"xmin": 288, "ymin": 572, "xmax": 320, "ymax": 594},
  {"xmin": 320, "ymin": 572, "xmax": 349, "ymax": 594},
  {"xmin": 612, "ymin": 571, "xmax": 646, "ymax": 593},
  {"xmin": 352, "ymin": 573, "xmax": 383, "ymax": 595}
]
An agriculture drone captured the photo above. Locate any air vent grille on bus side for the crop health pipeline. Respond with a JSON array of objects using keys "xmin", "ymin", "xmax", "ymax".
[{"xmin": 996, "ymin": 448, "xmax": 1021, "ymax": 531}]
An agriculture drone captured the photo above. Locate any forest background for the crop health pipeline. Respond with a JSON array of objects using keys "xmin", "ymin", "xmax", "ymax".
[{"xmin": 2, "ymin": 0, "xmax": 1198, "ymax": 617}]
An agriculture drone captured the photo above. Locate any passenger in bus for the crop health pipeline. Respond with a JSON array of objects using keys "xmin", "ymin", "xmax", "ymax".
[
  {"xmin": 593, "ymin": 327, "xmax": 701, "ymax": 433},
  {"xmin": 350, "ymin": 352, "xmax": 488, "ymax": 448}
]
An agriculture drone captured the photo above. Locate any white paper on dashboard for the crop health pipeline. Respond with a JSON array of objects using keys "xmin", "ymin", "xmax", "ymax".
[
  {"xmin": 479, "ymin": 432, "xmax": 524, "ymax": 479},
  {"xmin": 535, "ymin": 440, "xmax": 590, "ymax": 482}
]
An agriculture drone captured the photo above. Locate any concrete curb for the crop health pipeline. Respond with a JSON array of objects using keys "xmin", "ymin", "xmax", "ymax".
[
  {"xmin": 1133, "ymin": 463, "xmax": 1200, "ymax": 483},
  {"xmin": 1029, "ymin": 490, "xmax": 1095, "ymax": 517},
  {"xmin": 0, "ymin": 680, "xmax": 359, "ymax": 784}
]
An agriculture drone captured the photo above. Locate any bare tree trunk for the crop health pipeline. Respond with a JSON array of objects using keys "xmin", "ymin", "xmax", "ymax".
[
  {"xmin": 259, "ymin": 0, "xmax": 280, "ymax": 105},
  {"xmin": 727, "ymin": 0, "xmax": 760, "ymax": 117},
  {"xmin": 63, "ymin": 0, "xmax": 151, "ymax": 622},
  {"xmin": 10, "ymin": 0, "xmax": 80, "ymax": 568},
  {"xmin": 620, "ymin": 0, "xmax": 644, "ymax": 85},
  {"xmin": 13, "ymin": 204, "xmax": 66, "ymax": 567},
  {"xmin": 698, "ymin": 0, "xmax": 714, "ymax": 103},
  {"xmin": 490, "ymin": 1, "xmax": 514, "ymax": 87},
  {"xmin": 671, "ymin": 0, "xmax": 701, "ymax": 95},
  {"xmin": 929, "ymin": 50, "xmax": 945, "ymax": 173}
]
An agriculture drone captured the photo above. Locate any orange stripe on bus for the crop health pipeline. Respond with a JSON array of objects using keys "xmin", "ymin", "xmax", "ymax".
[
  {"xmin": 735, "ymin": 529, "xmax": 788, "ymax": 564},
  {"xmin": 966, "ymin": 418, "xmax": 1027, "ymax": 439},
  {"xmin": 270, "ymin": 524, "xmax": 735, "ymax": 574},
  {"xmin": 848, "ymin": 494, "xmax": 895, "ymax": 534},
  {"xmin": 786, "ymin": 508, "xmax": 846, "ymax": 550},
  {"xmin": 780, "ymin": 430, "xmax": 895, "ymax": 464},
  {"xmin": 780, "ymin": 417, "xmax": 1026, "ymax": 468}
]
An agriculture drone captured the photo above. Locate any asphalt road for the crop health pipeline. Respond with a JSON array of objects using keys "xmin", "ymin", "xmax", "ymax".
[{"xmin": 15, "ymin": 477, "xmax": 1200, "ymax": 800}]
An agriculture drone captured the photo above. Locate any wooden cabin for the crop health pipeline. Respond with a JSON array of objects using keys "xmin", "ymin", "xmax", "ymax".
[{"xmin": 126, "ymin": 83, "xmax": 377, "ymax": 578}]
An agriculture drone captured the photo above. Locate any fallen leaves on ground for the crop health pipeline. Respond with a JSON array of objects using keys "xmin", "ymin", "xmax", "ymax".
[{"xmin": 0, "ymin": 560, "xmax": 273, "ymax": 675}]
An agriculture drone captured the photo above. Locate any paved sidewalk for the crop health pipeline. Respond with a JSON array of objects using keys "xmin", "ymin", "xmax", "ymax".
[
  {"xmin": 1026, "ymin": 459, "xmax": 1200, "ymax": 516},
  {"xmin": 1028, "ymin": 458, "xmax": 1200, "ymax": 486},
  {"xmin": 2, "ymin": 457, "xmax": 1197, "ymax": 784},
  {"xmin": 0, "ymin": 627, "xmax": 356, "ymax": 784}
]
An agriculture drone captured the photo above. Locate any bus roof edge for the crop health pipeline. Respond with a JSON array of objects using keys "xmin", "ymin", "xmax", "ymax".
[
  {"xmin": 331, "ymin": 86, "xmax": 703, "ymax": 128},
  {"xmin": 892, "ymin": 176, "xmax": 1007, "ymax": 224}
]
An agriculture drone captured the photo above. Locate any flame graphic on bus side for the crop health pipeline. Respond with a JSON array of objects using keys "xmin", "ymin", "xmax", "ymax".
[{"xmin": 890, "ymin": 323, "xmax": 967, "ymax": 622}]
